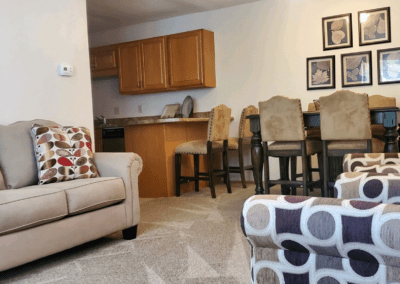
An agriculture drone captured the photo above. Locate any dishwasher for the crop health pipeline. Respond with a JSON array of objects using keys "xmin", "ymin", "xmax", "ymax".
[{"xmin": 102, "ymin": 127, "xmax": 125, "ymax": 152}]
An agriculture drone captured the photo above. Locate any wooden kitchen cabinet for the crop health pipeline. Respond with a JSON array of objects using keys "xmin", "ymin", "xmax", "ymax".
[
  {"xmin": 118, "ymin": 36, "xmax": 168, "ymax": 94},
  {"xmin": 168, "ymin": 29, "xmax": 216, "ymax": 88},
  {"xmin": 90, "ymin": 45, "xmax": 119, "ymax": 78},
  {"xmin": 115, "ymin": 29, "xmax": 215, "ymax": 95}
]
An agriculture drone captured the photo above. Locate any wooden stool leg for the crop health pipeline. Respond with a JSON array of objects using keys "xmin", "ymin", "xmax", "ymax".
[
  {"xmin": 207, "ymin": 142, "xmax": 216, "ymax": 198},
  {"xmin": 279, "ymin": 157, "xmax": 290, "ymax": 195},
  {"xmin": 290, "ymin": 156, "xmax": 297, "ymax": 195},
  {"xmin": 175, "ymin": 153, "xmax": 182, "ymax": 197},
  {"xmin": 238, "ymin": 139, "xmax": 247, "ymax": 188},
  {"xmin": 301, "ymin": 141, "xmax": 309, "ymax": 196},
  {"xmin": 194, "ymin": 154, "xmax": 199, "ymax": 192},
  {"xmin": 223, "ymin": 140, "xmax": 232, "ymax": 193},
  {"xmin": 322, "ymin": 141, "xmax": 328, "ymax": 198},
  {"xmin": 307, "ymin": 155, "xmax": 314, "ymax": 192},
  {"xmin": 263, "ymin": 143, "xmax": 270, "ymax": 194},
  {"xmin": 317, "ymin": 152, "xmax": 324, "ymax": 193}
]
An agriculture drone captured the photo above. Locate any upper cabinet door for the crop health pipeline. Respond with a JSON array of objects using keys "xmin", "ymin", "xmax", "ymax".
[
  {"xmin": 94, "ymin": 50, "xmax": 117, "ymax": 70},
  {"xmin": 118, "ymin": 42, "xmax": 142, "ymax": 93},
  {"xmin": 168, "ymin": 30, "xmax": 204, "ymax": 87},
  {"xmin": 90, "ymin": 45, "xmax": 119, "ymax": 78},
  {"xmin": 141, "ymin": 37, "xmax": 168, "ymax": 91}
]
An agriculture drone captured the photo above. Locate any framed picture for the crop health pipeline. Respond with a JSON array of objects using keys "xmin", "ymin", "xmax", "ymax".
[
  {"xmin": 358, "ymin": 7, "xmax": 391, "ymax": 46},
  {"xmin": 160, "ymin": 103, "xmax": 180, "ymax": 118},
  {"xmin": 341, "ymin": 51, "xmax": 372, "ymax": 87},
  {"xmin": 307, "ymin": 56, "xmax": 335, "ymax": 90},
  {"xmin": 322, "ymin": 13, "xmax": 352, "ymax": 50},
  {"xmin": 377, "ymin": 47, "xmax": 400, "ymax": 84}
]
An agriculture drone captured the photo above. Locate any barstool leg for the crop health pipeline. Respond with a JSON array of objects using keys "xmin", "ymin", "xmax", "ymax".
[
  {"xmin": 290, "ymin": 156, "xmax": 297, "ymax": 195},
  {"xmin": 238, "ymin": 139, "xmax": 247, "ymax": 188},
  {"xmin": 307, "ymin": 156, "xmax": 313, "ymax": 192},
  {"xmin": 322, "ymin": 141, "xmax": 328, "ymax": 198},
  {"xmin": 263, "ymin": 144, "xmax": 270, "ymax": 194},
  {"xmin": 223, "ymin": 140, "xmax": 232, "ymax": 194},
  {"xmin": 207, "ymin": 142, "xmax": 216, "ymax": 198},
  {"xmin": 301, "ymin": 141, "xmax": 309, "ymax": 196},
  {"xmin": 194, "ymin": 154, "xmax": 199, "ymax": 192},
  {"xmin": 175, "ymin": 153, "xmax": 182, "ymax": 197}
]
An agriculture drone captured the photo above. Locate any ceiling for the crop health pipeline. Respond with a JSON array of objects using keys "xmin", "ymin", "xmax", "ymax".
[{"xmin": 86, "ymin": 0, "xmax": 261, "ymax": 33}]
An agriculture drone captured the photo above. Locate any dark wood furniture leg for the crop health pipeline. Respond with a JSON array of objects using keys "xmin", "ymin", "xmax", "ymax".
[
  {"xmin": 322, "ymin": 140, "xmax": 328, "ymax": 198},
  {"xmin": 194, "ymin": 154, "xmax": 199, "ymax": 192},
  {"xmin": 238, "ymin": 138, "xmax": 247, "ymax": 188},
  {"xmin": 301, "ymin": 141, "xmax": 309, "ymax": 196},
  {"xmin": 175, "ymin": 154, "xmax": 182, "ymax": 197},
  {"xmin": 263, "ymin": 144, "xmax": 270, "ymax": 194},
  {"xmin": 207, "ymin": 141, "xmax": 216, "ymax": 198},
  {"xmin": 290, "ymin": 156, "xmax": 297, "ymax": 195},
  {"xmin": 279, "ymin": 157, "xmax": 290, "ymax": 195},
  {"xmin": 248, "ymin": 115, "xmax": 264, "ymax": 195},
  {"xmin": 223, "ymin": 140, "xmax": 232, "ymax": 193},
  {"xmin": 122, "ymin": 225, "xmax": 138, "ymax": 240}
]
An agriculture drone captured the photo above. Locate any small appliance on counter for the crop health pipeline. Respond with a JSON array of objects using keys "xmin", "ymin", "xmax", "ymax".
[{"xmin": 102, "ymin": 127, "xmax": 125, "ymax": 152}]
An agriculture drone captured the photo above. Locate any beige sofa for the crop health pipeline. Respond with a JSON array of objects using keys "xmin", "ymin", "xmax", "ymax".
[{"xmin": 0, "ymin": 120, "xmax": 142, "ymax": 272}]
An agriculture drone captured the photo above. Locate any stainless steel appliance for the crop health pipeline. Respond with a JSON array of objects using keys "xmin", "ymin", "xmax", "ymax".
[{"xmin": 102, "ymin": 127, "xmax": 125, "ymax": 152}]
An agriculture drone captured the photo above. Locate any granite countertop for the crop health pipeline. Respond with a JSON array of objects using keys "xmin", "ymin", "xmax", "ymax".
[{"xmin": 94, "ymin": 112, "xmax": 210, "ymax": 129}]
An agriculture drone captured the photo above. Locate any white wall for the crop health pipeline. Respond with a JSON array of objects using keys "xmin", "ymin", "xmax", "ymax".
[
  {"xmin": 89, "ymin": 0, "xmax": 400, "ymax": 179},
  {"xmin": 0, "ymin": 0, "xmax": 94, "ymax": 134}
]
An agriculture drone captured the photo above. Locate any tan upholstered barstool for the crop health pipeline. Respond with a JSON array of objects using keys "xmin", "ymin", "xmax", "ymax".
[
  {"xmin": 259, "ymin": 96, "xmax": 322, "ymax": 196},
  {"xmin": 369, "ymin": 94, "xmax": 396, "ymax": 143},
  {"xmin": 175, "ymin": 104, "xmax": 232, "ymax": 198},
  {"xmin": 227, "ymin": 105, "xmax": 258, "ymax": 188},
  {"xmin": 319, "ymin": 90, "xmax": 385, "ymax": 197}
]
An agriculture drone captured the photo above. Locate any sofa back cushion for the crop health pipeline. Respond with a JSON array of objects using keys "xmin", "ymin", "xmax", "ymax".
[{"xmin": 0, "ymin": 119, "xmax": 59, "ymax": 189}]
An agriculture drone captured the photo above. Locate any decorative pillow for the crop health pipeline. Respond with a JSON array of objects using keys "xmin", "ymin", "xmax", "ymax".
[{"xmin": 30, "ymin": 124, "xmax": 99, "ymax": 185}]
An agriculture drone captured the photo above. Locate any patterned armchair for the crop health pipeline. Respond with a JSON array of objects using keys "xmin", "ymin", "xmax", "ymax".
[{"xmin": 242, "ymin": 153, "xmax": 400, "ymax": 283}]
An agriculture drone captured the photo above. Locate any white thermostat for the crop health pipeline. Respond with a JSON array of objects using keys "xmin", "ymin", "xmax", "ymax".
[{"xmin": 58, "ymin": 64, "xmax": 74, "ymax": 76}]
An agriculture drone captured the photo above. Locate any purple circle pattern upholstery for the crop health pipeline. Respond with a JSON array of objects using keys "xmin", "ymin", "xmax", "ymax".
[
  {"xmin": 343, "ymin": 153, "xmax": 400, "ymax": 172},
  {"xmin": 242, "ymin": 195, "xmax": 400, "ymax": 284}
]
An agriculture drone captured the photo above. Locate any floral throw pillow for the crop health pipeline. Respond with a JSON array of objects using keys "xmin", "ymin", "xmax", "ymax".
[{"xmin": 30, "ymin": 124, "xmax": 99, "ymax": 185}]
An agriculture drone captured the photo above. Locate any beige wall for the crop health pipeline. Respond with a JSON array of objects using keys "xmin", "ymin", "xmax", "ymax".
[
  {"xmin": 0, "ymin": 0, "xmax": 94, "ymax": 134},
  {"xmin": 90, "ymin": 0, "xmax": 400, "ymax": 179}
]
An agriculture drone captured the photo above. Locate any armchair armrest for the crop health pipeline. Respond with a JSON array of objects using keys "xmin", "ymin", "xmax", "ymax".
[
  {"xmin": 343, "ymin": 153, "xmax": 400, "ymax": 172},
  {"xmin": 94, "ymin": 152, "xmax": 143, "ymax": 227},
  {"xmin": 335, "ymin": 172, "xmax": 400, "ymax": 204},
  {"xmin": 242, "ymin": 195, "xmax": 400, "ymax": 268}
]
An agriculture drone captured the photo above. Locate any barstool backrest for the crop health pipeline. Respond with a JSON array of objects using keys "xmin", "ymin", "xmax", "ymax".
[
  {"xmin": 259, "ymin": 95, "xmax": 305, "ymax": 142},
  {"xmin": 207, "ymin": 104, "xmax": 231, "ymax": 142},
  {"xmin": 239, "ymin": 105, "xmax": 259, "ymax": 138},
  {"xmin": 319, "ymin": 90, "xmax": 371, "ymax": 140},
  {"xmin": 369, "ymin": 94, "xmax": 396, "ymax": 108}
]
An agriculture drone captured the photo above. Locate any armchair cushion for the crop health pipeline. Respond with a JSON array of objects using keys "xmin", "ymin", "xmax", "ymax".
[{"xmin": 30, "ymin": 124, "xmax": 99, "ymax": 185}]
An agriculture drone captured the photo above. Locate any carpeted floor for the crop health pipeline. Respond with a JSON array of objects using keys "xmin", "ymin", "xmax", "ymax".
[{"xmin": 0, "ymin": 183, "xmax": 322, "ymax": 284}]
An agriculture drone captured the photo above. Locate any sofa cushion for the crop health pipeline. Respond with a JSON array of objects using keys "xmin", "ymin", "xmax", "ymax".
[
  {"xmin": 0, "ymin": 187, "xmax": 68, "ymax": 235},
  {"xmin": 26, "ymin": 177, "xmax": 126, "ymax": 215},
  {"xmin": 30, "ymin": 124, "xmax": 99, "ymax": 185},
  {"xmin": 0, "ymin": 120, "xmax": 60, "ymax": 189}
]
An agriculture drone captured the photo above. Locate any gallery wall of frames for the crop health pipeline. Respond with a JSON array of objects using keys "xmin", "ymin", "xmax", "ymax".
[{"xmin": 307, "ymin": 7, "xmax": 399, "ymax": 90}]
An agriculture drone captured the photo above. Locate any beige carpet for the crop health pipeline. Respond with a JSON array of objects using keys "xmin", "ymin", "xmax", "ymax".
[{"xmin": 0, "ymin": 183, "xmax": 323, "ymax": 283}]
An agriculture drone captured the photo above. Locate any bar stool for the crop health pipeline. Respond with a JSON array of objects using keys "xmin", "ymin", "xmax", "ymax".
[
  {"xmin": 175, "ymin": 104, "xmax": 231, "ymax": 198},
  {"xmin": 319, "ymin": 90, "xmax": 385, "ymax": 197},
  {"xmin": 227, "ymin": 105, "xmax": 258, "ymax": 188},
  {"xmin": 259, "ymin": 96, "xmax": 322, "ymax": 196}
]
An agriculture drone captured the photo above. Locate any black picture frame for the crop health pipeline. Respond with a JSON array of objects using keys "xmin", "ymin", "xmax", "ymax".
[
  {"xmin": 307, "ymin": 55, "xmax": 335, "ymax": 90},
  {"xmin": 358, "ymin": 7, "xmax": 391, "ymax": 46},
  {"xmin": 322, "ymin": 13, "xmax": 353, "ymax": 51},
  {"xmin": 341, "ymin": 51, "xmax": 372, "ymax": 87},
  {"xmin": 377, "ymin": 47, "xmax": 400, "ymax": 85}
]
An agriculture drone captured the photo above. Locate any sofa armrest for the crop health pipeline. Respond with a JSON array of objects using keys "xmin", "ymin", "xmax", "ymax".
[
  {"xmin": 242, "ymin": 195, "xmax": 400, "ymax": 268},
  {"xmin": 343, "ymin": 153, "xmax": 400, "ymax": 172},
  {"xmin": 335, "ymin": 172, "xmax": 400, "ymax": 204},
  {"xmin": 93, "ymin": 152, "xmax": 143, "ymax": 227}
]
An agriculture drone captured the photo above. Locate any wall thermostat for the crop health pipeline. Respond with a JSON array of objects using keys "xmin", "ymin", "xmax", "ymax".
[{"xmin": 59, "ymin": 64, "xmax": 73, "ymax": 76}]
